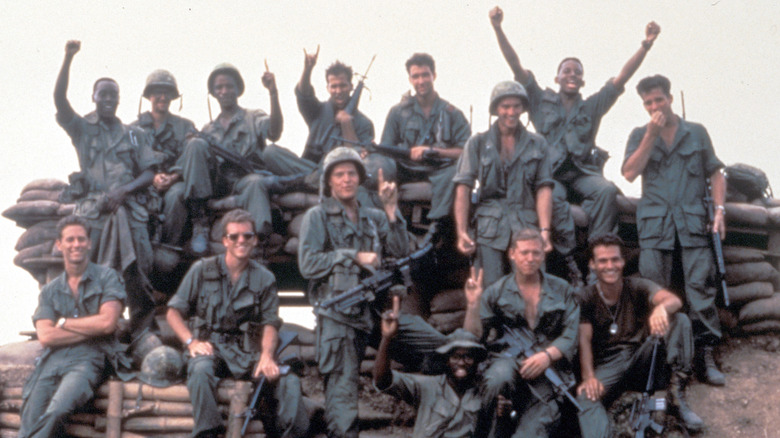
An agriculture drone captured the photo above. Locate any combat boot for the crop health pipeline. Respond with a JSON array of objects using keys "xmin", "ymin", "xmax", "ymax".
[
  {"xmin": 186, "ymin": 200, "xmax": 210, "ymax": 257},
  {"xmin": 669, "ymin": 372, "xmax": 704, "ymax": 432},
  {"xmin": 565, "ymin": 255, "xmax": 584, "ymax": 288},
  {"xmin": 263, "ymin": 172, "xmax": 310, "ymax": 194},
  {"xmin": 702, "ymin": 346, "xmax": 725, "ymax": 386}
]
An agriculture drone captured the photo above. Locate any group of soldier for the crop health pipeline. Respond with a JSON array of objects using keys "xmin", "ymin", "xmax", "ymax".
[{"xmin": 19, "ymin": 6, "xmax": 730, "ymax": 438}]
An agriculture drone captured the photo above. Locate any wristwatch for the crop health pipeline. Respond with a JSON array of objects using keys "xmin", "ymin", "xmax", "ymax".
[
  {"xmin": 56, "ymin": 317, "xmax": 66, "ymax": 328},
  {"xmin": 185, "ymin": 337, "xmax": 194, "ymax": 346}
]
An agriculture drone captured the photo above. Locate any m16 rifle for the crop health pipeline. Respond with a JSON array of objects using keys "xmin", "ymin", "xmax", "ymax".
[
  {"xmin": 318, "ymin": 241, "xmax": 434, "ymax": 313},
  {"xmin": 331, "ymin": 136, "xmax": 447, "ymax": 166},
  {"xmin": 630, "ymin": 337, "xmax": 665, "ymax": 438},
  {"xmin": 494, "ymin": 324, "xmax": 582, "ymax": 412},
  {"xmin": 704, "ymin": 183, "xmax": 730, "ymax": 307},
  {"xmin": 239, "ymin": 330, "xmax": 299, "ymax": 436}
]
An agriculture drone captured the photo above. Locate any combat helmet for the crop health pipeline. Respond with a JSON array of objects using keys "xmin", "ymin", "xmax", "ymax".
[
  {"xmin": 435, "ymin": 328, "xmax": 487, "ymax": 362},
  {"xmin": 489, "ymin": 80, "xmax": 529, "ymax": 116},
  {"xmin": 208, "ymin": 63, "xmax": 245, "ymax": 97},
  {"xmin": 138, "ymin": 345, "xmax": 184, "ymax": 388},
  {"xmin": 143, "ymin": 69, "xmax": 180, "ymax": 98},
  {"xmin": 320, "ymin": 146, "xmax": 367, "ymax": 197}
]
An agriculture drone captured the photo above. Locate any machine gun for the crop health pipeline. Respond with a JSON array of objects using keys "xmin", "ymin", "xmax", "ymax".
[
  {"xmin": 494, "ymin": 325, "xmax": 582, "ymax": 412},
  {"xmin": 239, "ymin": 330, "xmax": 299, "ymax": 436},
  {"xmin": 704, "ymin": 185, "xmax": 730, "ymax": 307},
  {"xmin": 630, "ymin": 337, "xmax": 665, "ymax": 437},
  {"xmin": 318, "ymin": 242, "xmax": 434, "ymax": 313},
  {"xmin": 331, "ymin": 136, "xmax": 447, "ymax": 166}
]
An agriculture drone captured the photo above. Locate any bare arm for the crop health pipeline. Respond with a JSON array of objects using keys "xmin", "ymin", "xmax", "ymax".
[
  {"xmin": 710, "ymin": 170, "xmax": 726, "ymax": 237},
  {"xmin": 254, "ymin": 324, "xmax": 280, "ymax": 381},
  {"xmin": 648, "ymin": 288, "xmax": 682, "ymax": 336},
  {"xmin": 36, "ymin": 300, "xmax": 122, "ymax": 347},
  {"xmin": 262, "ymin": 72, "xmax": 283, "ymax": 142},
  {"xmin": 105, "ymin": 168, "xmax": 155, "ymax": 213},
  {"xmin": 576, "ymin": 322, "xmax": 604, "ymax": 401},
  {"xmin": 166, "ymin": 307, "xmax": 213, "ymax": 357},
  {"xmin": 54, "ymin": 40, "xmax": 80, "ymax": 125},
  {"xmin": 373, "ymin": 296, "xmax": 400, "ymax": 389},
  {"xmin": 454, "ymin": 184, "xmax": 475, "ymax": 255},
  {"xmin": 612, "ymin": 22, "xmax": 661, "ymax": 89},
  {"xmin": 296, "ymin": 46, "xmax": 319, "ymax": 97},
  {"xmin": 462, "ymin": 267, "xmax": 484, "ymax": 339},
  {"xmin": 622, "ymin": 114, "xmax": 664, "ymax": 182},
  {"xmin": 489, "ymin": 7, "xmax": 529, "ymax": 84},
  {"xmin": 535, "ymin": 185, "xmax": 553, "ymax": 253}
]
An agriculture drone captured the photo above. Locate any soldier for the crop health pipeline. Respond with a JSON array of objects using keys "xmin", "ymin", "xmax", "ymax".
[
  {"xmin": 54, "ymin": 40, "xmax": 160, "ymax": 335},
  {"xmin": 453, "ymin": 81, "xmax": 554, "ymax": 288},
  {"xmin": 576, "ymin": 233, "xmax": 703, "ymax": 437},
  {"xmin": 380, "ymin": 53, "xmax": 471, "ymax": 226},
  {"xmin": 298, "ymin": 147, "xmax": 445, "ymax": 437},
  {"xmin": 132, "ymin": 70, "xmax": 197, "ymax": 247},
  {"xmin": 19, "ymin": 215, "xmax": 126, "ymax": 438},
  {"xmin": 166, "ymin": 209, "xmax": 309, "ymax": 438},
  {"xmin": 374, "ymin": 302, "xmax": 488, "ymax": 438},
  {"xmin": 463, "ymin": 228, "xmax": 579, "ymax": 436},
  {"xmin": 170, "ymin": 62, "xmax": 305, "ymax": 256},
  {"xmin": 490, "ymin": 7, "xmax": 661, "ymax": 248},
  {"xmin": 622, "ymin": 74, "xmax": 726, "ymax": 386}
]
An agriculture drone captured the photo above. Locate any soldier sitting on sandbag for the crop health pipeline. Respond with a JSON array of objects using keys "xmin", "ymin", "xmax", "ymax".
[
  {"xmin": 19, "ymin": 215, "xmax": 129, "ymax": 438},
  {"xmin": 54, "ymin": 40, "xmax": 161, "ymax": 337}
]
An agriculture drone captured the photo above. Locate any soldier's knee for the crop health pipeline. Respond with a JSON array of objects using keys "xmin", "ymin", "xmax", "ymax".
[
  {"xmin": 183, "ymin": 137, "xmax": 209, "ymax": 156},
  {"xmin": 187, "ymin": 356, "xmax": 215, "ymax": 379},
  {"xmin": 483, "ymin": 359, "xmax": 517, "ymax": 395}
]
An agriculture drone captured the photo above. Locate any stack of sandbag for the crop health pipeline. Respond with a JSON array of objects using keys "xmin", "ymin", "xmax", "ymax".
[{"xmin": 4, "ymin": 179, "xmax": 74, "ymax": 285}]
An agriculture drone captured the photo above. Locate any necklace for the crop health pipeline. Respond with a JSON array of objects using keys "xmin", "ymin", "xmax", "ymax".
[{"xmin": 597, "ymin": 284, "xmax": 620, "ymax": 336}]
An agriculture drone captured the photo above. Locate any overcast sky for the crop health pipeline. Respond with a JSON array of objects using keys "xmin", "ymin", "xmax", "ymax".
[{"xmin": 1, "ymin": 1, "xmax": 778, "ymax": 345}]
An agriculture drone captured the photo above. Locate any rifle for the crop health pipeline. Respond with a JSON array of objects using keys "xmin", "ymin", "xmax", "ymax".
[
  {"xmin": 331, "ymin": 136, "xmax": 446, "ymax": 166},
  {"xmin": 494, "ymin": 325, "xmax": 582, "ymax": 412},
  {"xmin": 630, "ymin": 337, "xmax": 665, "ymax": 437},
  {"xmin": 318, "ymin": 242, "xmax": 434, "ymax": 313},
  {"xmin": 239, "ymin": 330, "xmax": 299, "ymax": 436},
  {"xmin": 195, "ymin": 133, "xmax": 272, "ymax": 177},
  {"xmin": 704, "ymin": 185, "xmax": 730, "ymax": 307}
]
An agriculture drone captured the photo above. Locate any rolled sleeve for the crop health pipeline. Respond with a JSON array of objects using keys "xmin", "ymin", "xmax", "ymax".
[
  {"xmin": 377, "ymin": 370, "xmax": 422, "ymax": 406},
  {"xmin": 256, "ymin": 275, "xmax": 283, "ymax": 330},
  {"xmin": 167, "ymin": 260, "xmax": 203, "ymax": 317},
  {"xmin": 98, "ymin": 267, "xmax": 127, "ymax": 307},
  {"xmin": 550, "ymin": 286, "xmax": 580, "ymax": 362},
  {"xmin": 31, "ymin": 285, "xmax": 58, "ymax": 324},
  {"xmin": 452, "ymin": 134, "xmax": 480, "ymax": 188}
]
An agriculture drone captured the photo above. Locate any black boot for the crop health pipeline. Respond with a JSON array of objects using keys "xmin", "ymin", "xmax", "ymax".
[
  {"xmin": 669, "ymin": 372, "xmax": 705, "ymax": 432},
  {"xmin": 565, "ymin": 255, "xmax": 584, "ymax": 288},
  {"xmin": 263, "ymin": 172, "xmax": 310, "ymax": 194},
  {"xmin": 186, "ymin": 200, "xmax": 210, "ymax": 257},
  {"xmin": 702, "ymin": 346, "xmax": 725, "ymax": 386}
]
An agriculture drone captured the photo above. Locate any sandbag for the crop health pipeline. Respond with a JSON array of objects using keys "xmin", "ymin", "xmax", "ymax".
[
  {"xmin": 21, "ymin": 179, "xmax": 67, "ymax": 194},
  {"xmin": 718, "ymin": 308, "xmax": 739, "ymax": 331},
  {"xmin": 727, "ymin": 281, "xmax": 775, "ymax": 305},
  {"xmin": 738, "ymin": 294, "xmax": 780, "ymax": 323},
  {"xmin": 768, "ymin": 207, "xmax": 780, "ymax": 228},
  {"xmin": 739, "ymin": 319, "xmax": 780, "ymax": 335},
  {"xmin": 264, "ymin": 233, "xmax": 285, "ymax": 256},
  {"xmin": 399, "ymin": 182, "xmax": 432, "ymax": 203},
  {"xmin": 274, "ymin": 192, "xmax": 319, "ymax": 210},
  {"xmin": 726, "ymin": 186, "xmax": 749, "ymax": 203},
  {"xmin": 207, "ymin": 195, "xmax": 238, "ymax": 211},
  {"xmin": 429, "ymin": 288, "xmax": 466, "ymax": 314},
  {"xmin": 615, "ymin": 195, "xmax": 638, "ymax": 215},
  {"xmin": 17, "ymin": 189, "xmax": 63, "ymax": 203},
  {"xmin": 570, "ymin": 205, "xmax": 588, "ymax": 228},
  {"xmin": 427, "ymin": 310, "xmax": 465, "ymax": 334},
  {"xmin": 57, "ymin": 203, "xmax": 75, "ymax": 216},
  {"xmin": 287, "ymin": 213, "xmax": 305, "ymax": 237},
  {"xmin": 724, "ymin": 202, "xmax": 768, "ymax": 227},
  {"xmin": 284, "ymin": 237, "xmax": 298, "ymax": 255},
  {"xmin": 13, "ymin": 241, "xmax": 54, "ymax": 267},
  {"xmin": 15, "ymin": 221, "xmax": 58, "ymax": 251},
  {"xmin": 2, "ymin": 201, "xmax": 60, "ymax": 222},
  {"xmin": 725, "ymin": 261, "xmax": 778, "ymax": 286},
  {"xmin": 722, "ymin": 246, "xmax": 765, "ymax": 264}
]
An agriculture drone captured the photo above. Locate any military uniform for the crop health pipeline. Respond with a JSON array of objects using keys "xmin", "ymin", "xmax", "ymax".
[
  {"xmin": 478, "ymin": 271, "xmax": 579, "ymax": 437},
  {"xmin": 132, "ymin": 112, "xmax": 197, "ymax": 246},
  {"xmin": 298, "ymin": 197, "xmax": 445, "ymax": 437},
  {"xmin": 57, "ymin": 110, "xmax": 160, "ymax": 333},
  {"xmin": 453, "ymin": 123, "xmax": 555, "ymax": 286},
  {"xmin": 168, "ymin": 255, "xmax": 308, "ymax": 437},
  {"xmin": 20, "ymin": 263, "xmax": 126, "ymax": 438},
  {"xmin": 171, "ymin": 108, "xmax": 285, "ymax": 233},
  {"xmin": 523, "ymin": 71, "xmax": 622, "ymax": 238},
  {"xmin": 380, "ymin": 94, "xmax": 471, "ymax": 220},
  {"xmin": 378, "ymin": 371, "xmax": 482, "ymax": 438},
  {"xmin": 576, "ymin": 278, "xmax": 695, "ymax": 438},
  {"xmin": 624, "ymin": 119, "xmax": 724, "ymax": 344}
]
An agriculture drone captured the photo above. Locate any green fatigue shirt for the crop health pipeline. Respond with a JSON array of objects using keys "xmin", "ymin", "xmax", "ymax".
[
  {"xmin": 26, "ymin": 262, "xmax": 128, "ymax": 397},
  {"xmin": 298, "ymin": 197, "xmax": 409, "ymax": 332},
  {"xmin": 132, "ymin": 112, "xmax": 197, "ymax": 172},
  {"xmin": 481, "ymin": 271, "xmax": 580, "ymax": 364},
  {"xmin": 296, "ymin": 87, "xmax": 375, "ymax": 164},
  {"xmin": 57, "ymin": 112, "xmax": 160, "ymax": 223},
  {"xmin": 624, "ymin": 119, "xmax": 724, "ymax": 250},
  {"xmin": 453, "ymin": 123, "xmax": 555, "ymax": 251},
  {"xmin": 167, "ymin": 254, "xmax": 283, "ymax": 376},
  {"xmin": 578, "ymin": 278, "xmax": 662, "ymax": 364},
  {"xmin": 380, "ymin": 93, "xmax": 471, "ymax": 173},
  {"xmin": 379, "ymin": 371, "xmax": 482, "ymax": 438},
  {"xmin": 523, "ymin": 71, "xmax": 623, "ymax": 175}
]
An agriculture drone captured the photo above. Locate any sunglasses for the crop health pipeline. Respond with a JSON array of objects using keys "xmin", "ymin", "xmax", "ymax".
[{"xmin": 225, "ymin": 232, "xmax": 256, "ymax": 242}]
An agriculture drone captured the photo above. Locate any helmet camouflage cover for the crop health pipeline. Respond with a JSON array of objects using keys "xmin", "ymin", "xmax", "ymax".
[
  {"xmin": 208, "ymin": 63, "xmax": 245, "ymax": 97},
  {"xmin": 320, "ymin": 146, "xmax": 367, "ymax": 197},
  {"xmin": 489, "ymin": 80, "xmax": 529, "ymax": 116},
  {"xmin": 143, "ymin": 69, "xmax": 180, "ymax": 98}
]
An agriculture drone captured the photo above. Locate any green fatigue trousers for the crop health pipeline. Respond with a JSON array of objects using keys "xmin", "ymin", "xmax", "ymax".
[
  {"xmin": 316, "ymin": 314, "xmax": 445, "ymax": 438},
  {"xmin": 186, "ymin": 354, "xmax": 309, "ymax": 438},
  {"xmin": 19, "ymin": 350, "xmax": 104, "ymax": 438},
  {"xmin": 576, "ymin": 313, "xmax": 695, "ymax": 438},
  {"xmin": 553, "ymin": 172, "xmax": 619, "ymax": 237},
  {"xmin": 639, "ymin": 246, "xmax": 721, "ymax": 345}
]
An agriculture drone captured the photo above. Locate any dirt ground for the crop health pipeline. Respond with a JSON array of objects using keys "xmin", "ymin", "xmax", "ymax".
[{"xmin": 300, "ymin": 333, "xmax": 780, "ymax": 437}]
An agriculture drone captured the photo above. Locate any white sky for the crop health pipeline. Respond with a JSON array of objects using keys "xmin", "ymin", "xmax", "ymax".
[{"xmin": 1, "ymin": 1, "xmax": 779, "ymax": 345}]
